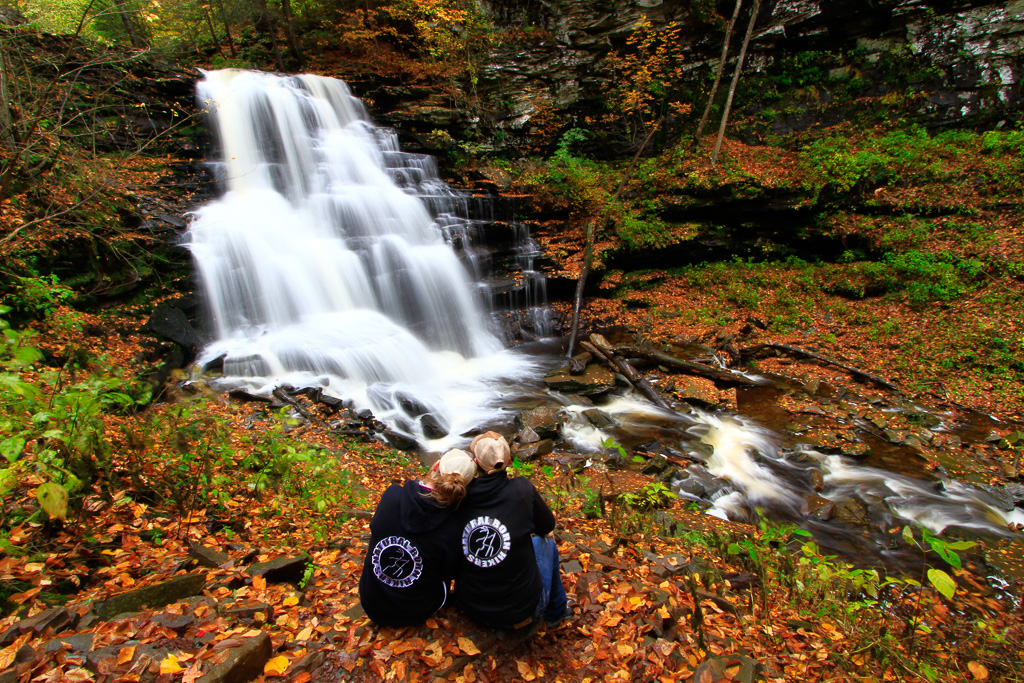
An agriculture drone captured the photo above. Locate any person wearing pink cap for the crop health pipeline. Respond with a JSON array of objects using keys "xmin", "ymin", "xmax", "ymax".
[
  {"xmin": 359, "ymin": 449, "xmax": 477, "ymax": 627},
  {"xmin": 454, "ymin": 432, "xmax": 570, "ymax": 632}
]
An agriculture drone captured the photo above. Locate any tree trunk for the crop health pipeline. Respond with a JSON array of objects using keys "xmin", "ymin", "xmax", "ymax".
[
  {"xmin": 279, "ymin": 0, "xmax": 304, "ymax": 68},
  {"xmin": 619, "ymin": 342, "xmax": 759, "ymax": 386},
  {"xmin": 203, "ymin": 5, "xmax": 224, "ymax": 56},
  {"xmin": 215, "ymin": 0, "xmax": 237, "ymax": 57},
  {"xmin": 0, "ymin": 53, "xmax": 17, "ymax": 150},
  {"xmin": 712, "ymin": 0, "xmax": 761, "ymax": 166},
  {"xmin": 112, "ymin": 0, "xmax": 149, "ymax": 49},
  {"xmin": 587, "ymin": 335, "xmax": 671, "ymax": 410},
  {"xmin": 694, "ymin": 0, "xmax": 743, "ymax": 145},
  {"xmin": 252, "ymin": 0, "xmax": 284, "ymax": 71},
  {"xmin": 567, "ymin": 120, "xmax": 663, "ymax": 357}
]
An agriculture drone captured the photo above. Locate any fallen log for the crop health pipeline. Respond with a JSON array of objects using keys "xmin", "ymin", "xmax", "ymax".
[
  {"xmin": 619, "ymin": 342, "xmax": 759, "ymax": 387},
  {"xmin": 271, "ymin": 387, "xmax": 331, "ymax": 428},
  {"xmin": 740, "ymin": 342, "xmax": 902, "ymax": 393},
  {"xmin": 586, "ymin": 335, "xmax": 672, "ymax": 410}
]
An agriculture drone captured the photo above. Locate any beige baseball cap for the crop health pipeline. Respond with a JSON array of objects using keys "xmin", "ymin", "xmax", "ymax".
[
  {"xmin": 470, "ymin": 431, "xmax": 511, "ymax": 473},
  {"xmin": 436, "ymin": 448, "xmax": 477, "ymax": 482}
]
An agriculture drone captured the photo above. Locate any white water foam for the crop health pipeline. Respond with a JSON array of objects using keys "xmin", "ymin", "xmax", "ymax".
[
  {"xmin": 697, "ymin": 413, "xmax": 802, "ymax": 509},
  {"xmin": 189, "ymin": 69, "xmax": 538, "ymax": 448},
  {"xmin": 821, "ymin": 454, "xmax": 1024, "ymax": 535}
]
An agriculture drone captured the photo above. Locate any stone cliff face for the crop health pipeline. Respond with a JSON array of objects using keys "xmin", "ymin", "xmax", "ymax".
[{"xmin": 382, "ymin": 0, "xmax": 1024, "ymax": 154}]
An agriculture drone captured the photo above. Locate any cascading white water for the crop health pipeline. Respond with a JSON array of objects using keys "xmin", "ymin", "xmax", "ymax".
[
  {"xmin": 189, "ymin": 69, "xmax": 538, "ymax": 447},
  {"xmin": 558, "ymin": 392, "xmax": 1021, "ymax": 540}
]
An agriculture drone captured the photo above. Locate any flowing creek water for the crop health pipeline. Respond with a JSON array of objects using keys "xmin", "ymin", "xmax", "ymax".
[{"xmin": 188, "ymin": 69, "xmax": 1024, "ymax": 576}]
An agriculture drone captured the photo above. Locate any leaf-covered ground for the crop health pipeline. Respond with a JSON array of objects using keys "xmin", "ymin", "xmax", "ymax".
[{"xmin": 1, "ymin": 304, "xmax": 1023, "ymax": 683}]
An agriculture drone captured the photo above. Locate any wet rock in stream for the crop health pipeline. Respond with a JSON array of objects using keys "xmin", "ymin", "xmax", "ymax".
[
  {"xmin": 515, "ymin": 405, "xmax": 563, "ymax": 439},
  {"xmin": 544, "ymin": 363, "xmax": 616, "ymax": 395},
  {"xmin": 513, "ymin": 439, "xmax": 555, "ymax": 461}
]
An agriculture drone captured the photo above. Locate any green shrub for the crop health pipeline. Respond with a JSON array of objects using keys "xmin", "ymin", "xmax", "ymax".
[
  {"xmin": 822, "ymin": 251, "xmax": 983, "ymax": 305},
  {"xmin": 980, "ymin": 129, "xmax": 1024, "ymax": 155}
]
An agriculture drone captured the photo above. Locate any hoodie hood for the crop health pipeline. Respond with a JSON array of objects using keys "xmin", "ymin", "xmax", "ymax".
[
  {"xmin": 465, "ymin": 470, "xmax": 508, "ymax": 503},
  {"xmin": 398, "ymin": 480, "xmax": 452, "ymax": 534}
]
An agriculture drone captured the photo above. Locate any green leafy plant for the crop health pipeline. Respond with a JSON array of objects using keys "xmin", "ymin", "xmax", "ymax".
[
  {"xmin": 900, "ymin": 525, "xmax": 976, "ymax": 600},
  {"xmin": 617, "ymin": 482, "xmax": 677, "ymax": 510}
]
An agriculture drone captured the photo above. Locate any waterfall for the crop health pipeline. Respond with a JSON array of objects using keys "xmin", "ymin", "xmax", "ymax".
[{"xmin": 188, "ymin": 69, "xmax": 538, "ymax": 448}]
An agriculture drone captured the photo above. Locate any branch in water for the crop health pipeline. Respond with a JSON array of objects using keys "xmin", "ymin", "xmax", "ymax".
[{"xmin": 740, "ymin": 342, "xmax": 902, "ymax": 393}]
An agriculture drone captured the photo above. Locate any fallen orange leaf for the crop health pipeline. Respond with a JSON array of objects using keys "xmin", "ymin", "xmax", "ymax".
[
  {"xmin": 264, "ymin": 655, "xmax": 290, "ymax": 676},
  {"xmin": 159, "ymin": 654, "xmax": 184, "ymax": 674},
  {"xmin": 968, "ymin": 662, "xmax": 989, "ymax": 680},
  {"xmin": 516, "ymin": 660, "xmax": 536, "ymax": 681},
  {"xmin": 117, "ymin": 645, "xmax": 136, "ymax": 665},
  {"xmin": 457, "ymin": 636, "xmax": 481, "ymax": 656}
]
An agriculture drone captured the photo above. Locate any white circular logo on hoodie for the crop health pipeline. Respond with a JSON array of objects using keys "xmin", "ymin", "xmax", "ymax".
[
  {"xmin": 462, "ymin": 516, "xmax": 511, "ymax": 567},
  {"xmin": 372, "ymin": 536, "xmax": 423, "ymax": 588}
]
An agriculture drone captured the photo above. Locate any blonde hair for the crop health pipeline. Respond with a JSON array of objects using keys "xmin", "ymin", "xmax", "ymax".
[{"xmin": 423, "ymin": 471, "xmax": 468, "ymax": 508}]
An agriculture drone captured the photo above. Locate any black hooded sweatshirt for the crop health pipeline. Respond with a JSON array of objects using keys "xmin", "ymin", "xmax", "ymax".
[
  {"xmin": 358, "ymin": 480, "xmax": 462, "ymax": 627},
  {"xmin": 454, "ymin": 471, "xmax": 556, "ymax": 629}
]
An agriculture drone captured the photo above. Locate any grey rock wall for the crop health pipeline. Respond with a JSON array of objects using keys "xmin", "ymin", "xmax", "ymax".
[{"xmin": 450, "ymin": 0, "xmax": 1024, "ymax": 152}]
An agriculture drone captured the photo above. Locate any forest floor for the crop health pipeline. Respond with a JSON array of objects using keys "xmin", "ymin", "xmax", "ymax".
[{"xmin": 1, "ymin": 304, "xmax": 1023, "ymax": 683}]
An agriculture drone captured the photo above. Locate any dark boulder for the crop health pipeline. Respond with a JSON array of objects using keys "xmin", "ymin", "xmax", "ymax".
[
  {"xmin": 515, "ymin": 405, "xmax": 564, "ymax": 439},
  {"xmin": 148, "ymin": 300, "xmax": 204, "ymax": 353},
  {"xmin": 246, "ymin": 554, "xmax": 310, "ymax": 585},
  {"xmin": 94, "ymin": 573, "xmax": 206, "ymax": 620}
]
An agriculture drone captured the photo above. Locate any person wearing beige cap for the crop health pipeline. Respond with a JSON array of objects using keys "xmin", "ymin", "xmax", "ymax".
[
  {"xmin": 453, "ymin": 432, "xmax": 570, "ymax": 631},
  {"xmin": 358, "ymin": 449, "xmax": 475, "ymax": 627}
]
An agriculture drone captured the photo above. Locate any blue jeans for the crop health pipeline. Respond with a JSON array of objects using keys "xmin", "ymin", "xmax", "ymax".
[{"xmin": 532, "ymin": 535, "xmax": 568, "ymax": 624}]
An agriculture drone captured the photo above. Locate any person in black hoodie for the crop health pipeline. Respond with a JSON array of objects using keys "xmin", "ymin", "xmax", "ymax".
[
  {"xmin": 455, "ymin": 432, "xmax": 569, "ymax": 631},
  {"xmin": 359, "ymin": 449, "xmax": 476, "ymax": 627}
]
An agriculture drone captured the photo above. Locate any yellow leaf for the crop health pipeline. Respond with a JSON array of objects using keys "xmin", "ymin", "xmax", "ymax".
[
  {"xmin": 617, "ymin": 643, "xmax": 634, "ymax": 657},
  {"xmin": 296, "ymin": 626, "xmax": 314, "ymax": 641},
  {"xmin": 37, "ymin": 482, "xmax": 68, "ymax": 521},
  {"xmin": 420, "ymin": 641, "xmax": 444, "ymax": 667},
  {"xmin": 160, "ymin": 654, "xmax": 184, "ymax": 674},
  {"xmin": 968, "ymin": 662, "xmax": 989, "ymax": 680},
  {"xmin": 282, "ymin": 595, "xmax": 299, "ymax": 607},
  {"xmin": 516, "ymin": 660, "xmax": 536, "ymax": 681},
  {"xmin": 0, "ymin": 646, "xmax": 16, "ymax": 671},
  {"xmin": 252, "ymin": 575, "xmax": 267, "ymax": 591},
  {"xmin": 264, "ymin": 655, "xmax": 290, "ymax": 676},
  {"xmin": 458, "ymin": 637, "xmax": 481, "ymax": 656},
  {"xmin": 117, "ymin": 645, "xmax": 136, "ymax": 665}
]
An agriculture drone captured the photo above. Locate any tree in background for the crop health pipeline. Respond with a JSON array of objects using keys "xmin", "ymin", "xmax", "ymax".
[
  {"xmin": 693, "ymin": 0, "xmax": 742, "ymax": 145},
  {"xmin": 605, "ymin": 18, "xmax": 692, "ymax": 151},
  {"xmin": 711, "ymin": 0, "xmax": 761, "ymax": 165},
  {"xmin": 20, "ymin": 0, "xmax": 156, "ymax": 47},
  {"xmin": 347, "ymin": 0, "xmax": 492, "ymax": 81}
]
